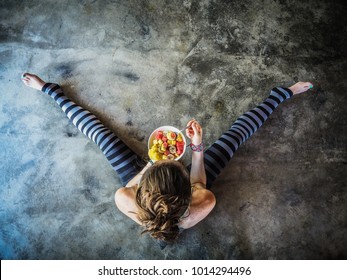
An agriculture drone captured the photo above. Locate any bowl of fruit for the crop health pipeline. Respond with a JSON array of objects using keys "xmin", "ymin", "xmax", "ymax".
[{"xmin": 148, "ymin": 126, "xmax": 186, "ymax": 162}]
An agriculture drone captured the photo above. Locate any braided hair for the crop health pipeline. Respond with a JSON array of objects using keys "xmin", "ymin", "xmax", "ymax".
[{"xmin": 136, "ymin": 160, "xmax": 191, "ymax": 242}]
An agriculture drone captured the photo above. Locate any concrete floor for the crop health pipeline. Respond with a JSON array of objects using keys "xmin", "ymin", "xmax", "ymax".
[{"xmin": 1, "ymin": 0, "xmax": 346, "ymax": 260}]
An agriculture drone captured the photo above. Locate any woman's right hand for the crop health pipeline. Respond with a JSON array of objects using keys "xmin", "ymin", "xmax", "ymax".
[{"xmin": 186, "ymin": 119, "xmax": 203, "ymax": 145}]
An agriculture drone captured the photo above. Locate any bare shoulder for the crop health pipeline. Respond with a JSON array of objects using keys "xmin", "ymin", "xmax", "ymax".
[
  {"xmin": 191, "ymin": 183, "xmax": 216, "ymax": 206},
  {"xmin": 115, "ymin": 186, "xmax": 136, "ymax": 203},
  {"xmin": 179, "ymin": 183, "xmax": 216, "ymax": 229},
  {"xmin": 114, "ymin": 186, "xmax": 142, "ymax": 225}
]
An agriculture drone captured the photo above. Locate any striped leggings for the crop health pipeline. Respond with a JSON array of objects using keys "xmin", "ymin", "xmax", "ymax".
[{"xmin": 42, "ymin": 83, "xmax": 293, "ymax": 187}]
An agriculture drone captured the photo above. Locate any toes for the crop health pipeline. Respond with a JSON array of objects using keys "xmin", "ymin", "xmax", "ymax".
[
  {"xmin": 22, "ymin": 72, "xmax": 34, "ymax": 79},
  {"xmin": 22, "ymin": 73, "xmax": 31, "ymax": 80},
  {"xmin": 306, "ymin": 82, "xmax": 313, "ymax": 89}
]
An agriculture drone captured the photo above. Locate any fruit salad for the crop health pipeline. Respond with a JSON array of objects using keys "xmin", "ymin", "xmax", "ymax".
[{"xmin": 148, "ymin": 130, "xmax": 185, "ymax": 161}]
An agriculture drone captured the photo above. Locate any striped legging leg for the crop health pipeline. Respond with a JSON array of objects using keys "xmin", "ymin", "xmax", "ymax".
[
  {"xmin": 204, "ymin": 87, "xmax": 294, "ymax": 188},
  {"xmin": 42, "ymin": 83, "xmax": 145, "ymax": 186}
]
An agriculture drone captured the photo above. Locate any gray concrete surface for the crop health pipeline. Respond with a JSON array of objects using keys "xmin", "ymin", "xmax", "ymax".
[{"xmin": 1, "ymin": 0, "xmax": 346, "ymax": 259}]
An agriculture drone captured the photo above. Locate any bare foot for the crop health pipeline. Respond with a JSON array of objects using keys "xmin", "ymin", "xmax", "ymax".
[
  {"xmin": 21, "ymin": 73, "xmax": 46, "ymax": 91},
  {"xmin": 289, "ymin": 82, "xmax": 313, "ymax": 95}
]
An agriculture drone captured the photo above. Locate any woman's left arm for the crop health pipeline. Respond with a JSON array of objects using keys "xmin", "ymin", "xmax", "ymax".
[
  {"xmin": 124, "ymin": 162, "xmax": 152, "ymax": 188},
  {"xmin": 115, "ymin": 164, "xmax": 152, "ymax": 224}
]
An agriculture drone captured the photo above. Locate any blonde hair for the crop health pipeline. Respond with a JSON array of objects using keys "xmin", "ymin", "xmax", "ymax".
[{"xmin": 135, "ymin": 161, "xmax": 191, "ymax": 242}]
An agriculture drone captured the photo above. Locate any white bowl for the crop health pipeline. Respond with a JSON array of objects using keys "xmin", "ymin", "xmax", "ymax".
[{"xmin": 148, "ymin": 125, "xmax": 187, "ymax": 162}]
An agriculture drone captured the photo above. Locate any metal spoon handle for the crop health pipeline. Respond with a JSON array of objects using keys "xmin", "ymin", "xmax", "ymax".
[{"xmin": 178, "ymin": 125, "xmax": 191, "ymax": 134}]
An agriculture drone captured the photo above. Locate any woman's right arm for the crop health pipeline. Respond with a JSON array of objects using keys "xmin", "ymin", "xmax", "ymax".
[{"xmin": 186, "ymin": 120, "xmax": 207, "ymax": 187}]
